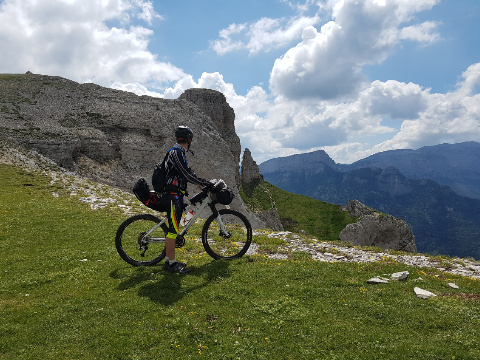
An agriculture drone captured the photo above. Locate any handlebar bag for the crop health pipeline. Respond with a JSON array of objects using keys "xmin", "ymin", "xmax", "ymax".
[{"xmin": 214, "ymin": 187, "xmax": 235, "ymax": 205}]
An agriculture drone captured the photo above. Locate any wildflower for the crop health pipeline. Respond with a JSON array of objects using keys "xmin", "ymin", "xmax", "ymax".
[{"xmin": 197, "ymin": 344, "xmax": 208, "ymax": 354}]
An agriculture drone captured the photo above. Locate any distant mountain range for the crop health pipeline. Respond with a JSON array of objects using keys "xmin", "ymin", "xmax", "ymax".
[
  {"xmin": 259, "ymin": 142, "xmax": 480, "ymax": 259},
  {"xmin": 339, "ymin": 142, "xmax": 480, "ymax": 200}
]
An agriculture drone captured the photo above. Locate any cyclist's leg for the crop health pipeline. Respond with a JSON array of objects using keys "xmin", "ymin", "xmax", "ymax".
[
  {"xmin": 164, "ymin": 194, "xmax": 190, "ymax": 273},
  {"xmin": 165, "ymin": 193, "xmax": 182, "ymax": 260}
]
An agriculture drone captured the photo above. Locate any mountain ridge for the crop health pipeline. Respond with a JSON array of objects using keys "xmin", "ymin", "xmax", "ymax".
[
  {"xmin": 259, "ymin": 143, "xmax": 480, "ymax": 259},
  {"xmin": 339, "ymin": 142, "xmax": 480, "ymax": 199},
  {"xmin": 259, "ymin": 150, "xmax": 338, "ymax": 173}
]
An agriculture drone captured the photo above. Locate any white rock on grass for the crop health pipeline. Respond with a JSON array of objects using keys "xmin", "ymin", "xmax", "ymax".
[
  {"xmin": 367, "ymin": 277, "xmax": 389, "ymax": 284},
  {"xmin": 414, "ymin": 287, "xmax": 437, "ymax": 299},
  {"xmin": 391, "ymin": 271, "xmax": 409, "ymax": 281},
  {"xmin": 448, "ymin": 283, "xmax": 459, "ymax": 289}
]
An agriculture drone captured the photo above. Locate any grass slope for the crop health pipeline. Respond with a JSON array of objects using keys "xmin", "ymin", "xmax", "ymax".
[
  {"xmin": 240, "ymin": 180, "xmax": 355, "ymax": 240},
  {"xmin": 1, "ymin": 164, "xmax": 480, "ymax": 359}
]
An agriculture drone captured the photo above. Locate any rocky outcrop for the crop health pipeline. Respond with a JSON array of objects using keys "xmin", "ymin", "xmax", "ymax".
[
  {"xmin": 339, "ymin": 200, "xmax": 417, "ymax": 253},
  {"xmin": 179, "ymin": 88, "xmax": 241, "ymax": 186},
  {"xmin": 0, "ymin": 73, "xmax": 263, "ymax": 227},
  {"xmin": 256, "ymin": 209, "xmax": 284, "ymax": 231},
  {"xmin": 241, "ymin": 148, "xmax": 262, "ymax": 187},
  {"xmin": 240, "ymin": 148, "xmax": 284, "ymax": 231},
  {"xmin": 240, "ymin": 148, "xmax": 282, "ymax": 230}
]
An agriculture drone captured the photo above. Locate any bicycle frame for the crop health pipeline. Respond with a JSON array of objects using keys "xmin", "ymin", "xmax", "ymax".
[{"xmin": 142, "ymin": 191, "xmax": 227, "ymax": 244}]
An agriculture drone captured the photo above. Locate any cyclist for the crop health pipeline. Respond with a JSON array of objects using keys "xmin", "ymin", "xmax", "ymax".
[{"xmin": 162, "ymin": 125, "xmax": 212, "ymax": 274}]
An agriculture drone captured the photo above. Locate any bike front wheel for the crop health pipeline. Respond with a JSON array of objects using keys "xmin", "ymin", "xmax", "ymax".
[
  {"xmin": 115, "ymin": 214, "xmax": 168, "ymax": 266},
  {"xmin": 202, "ymin": 209, "xmax": 252, "ymax": 260}
]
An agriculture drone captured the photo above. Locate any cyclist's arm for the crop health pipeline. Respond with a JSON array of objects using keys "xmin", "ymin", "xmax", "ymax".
[{"xmin": 171, "ymin": 149, "xmax": 211, "ymax": 187}]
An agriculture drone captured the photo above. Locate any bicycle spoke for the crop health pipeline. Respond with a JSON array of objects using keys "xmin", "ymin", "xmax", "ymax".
[
  {"xmin": 202, "ymin": 210, "xmax": 252, "ymax": 260},
  {"xmin": 115, "ymin": 214, "xmax": 167, "ymax": 266}
]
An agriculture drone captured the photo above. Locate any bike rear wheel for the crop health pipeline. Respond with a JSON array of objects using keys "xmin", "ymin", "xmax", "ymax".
[
  {"xmin": 115, "ymin": 214, "xmax": 167, "ymax": 266},
  {"xmin": 202, "ymin": 209, "xmax": 252, "ymax": 260}
]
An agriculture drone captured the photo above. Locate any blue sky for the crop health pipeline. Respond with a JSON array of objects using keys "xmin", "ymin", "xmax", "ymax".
[{"xmin": 1, "ymin": 0, "xmax": 480, "ymax": 165}]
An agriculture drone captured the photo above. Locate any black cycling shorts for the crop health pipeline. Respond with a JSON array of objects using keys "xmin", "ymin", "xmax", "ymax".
[{"xmin": 166, "ymin": 193, "xmax": 185, "ymax": 238}]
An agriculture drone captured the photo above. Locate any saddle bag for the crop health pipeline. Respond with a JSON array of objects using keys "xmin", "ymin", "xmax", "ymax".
[{"xmin": 132, "ymin": 178, "xmax": 167, "ymax": 211}]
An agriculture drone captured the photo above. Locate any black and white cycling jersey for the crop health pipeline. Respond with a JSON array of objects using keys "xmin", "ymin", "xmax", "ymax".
[{"xmin": 164, "ymin": 144, "xmax": 210, "ymax": 193}]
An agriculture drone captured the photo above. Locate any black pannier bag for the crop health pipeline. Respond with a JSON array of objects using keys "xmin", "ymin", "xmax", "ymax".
[{"xmin": 132, "ymin": 178, "xmax": 166, "ymax": 211}]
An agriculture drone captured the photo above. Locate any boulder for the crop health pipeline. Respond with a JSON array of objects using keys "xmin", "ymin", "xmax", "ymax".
[
  {"xmin": 341, "ymin": 199, "xmax": 376, "ymax": 218},
  {"xmin": 256, "ymin": 209, "xmax": 284, "ymax": 231},
  {"xmin": 414, "ymin": 287, "xmax": 437, "ymax": 299},
  {"xmin": 340, "ymin": 200, "xmax": 416, "ymax": 253},
  {"xmin": 367, "ymin": 277, "xmax": 389, "ymax": 284},
  {"xmin": 391, "ymin": 271, "xmax": 409, "ymax": 281}
]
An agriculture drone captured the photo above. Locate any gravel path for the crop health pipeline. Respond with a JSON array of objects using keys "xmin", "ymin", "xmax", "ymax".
[{"xmin": 252, "ymin": 230, "xmax": 480, "ymax": 279}]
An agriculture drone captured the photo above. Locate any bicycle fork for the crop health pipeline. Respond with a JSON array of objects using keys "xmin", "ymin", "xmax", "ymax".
[{"xmin": 211, "ymin": 205, "xmax": 230, "ymax": 238}]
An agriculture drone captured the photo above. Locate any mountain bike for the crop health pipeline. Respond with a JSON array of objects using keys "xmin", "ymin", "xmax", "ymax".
[{"xmin": 115, "ymin": 182, "xmax": 252, "ymax": 266}]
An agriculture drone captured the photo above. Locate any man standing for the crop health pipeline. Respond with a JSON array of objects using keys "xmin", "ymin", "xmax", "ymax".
[{"xmin": 162, "ymin": 126, "xmax": 211, "ymax": 274}]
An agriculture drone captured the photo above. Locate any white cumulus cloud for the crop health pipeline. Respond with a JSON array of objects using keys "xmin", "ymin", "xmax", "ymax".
[
  {"xmin": 211, "ymin": 14, "xmax": 320, "ymax": 55},
  {"xmin": 0, "ymin": 0, "xmax": 183, "ymax": 88},
  {"xmin": 269, "ymin": 0, "xmax": 442, "ymax": 101}
]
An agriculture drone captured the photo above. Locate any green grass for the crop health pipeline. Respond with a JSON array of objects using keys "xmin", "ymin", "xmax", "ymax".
[
  {"xmin": 2, "ymin": 164, "xmax": 480, "ymax": 359},
  {"xmin": 241, "ymin": 180, "xmax": 355, "ymax": 240}
]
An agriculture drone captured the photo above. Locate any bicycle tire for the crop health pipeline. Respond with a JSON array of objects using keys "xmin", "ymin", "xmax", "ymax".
[
  {"xmin": 115, "ymin": 214, "xmax": 168, "ymax": 266},
  {"xmin": 202, "ymin": 209, "xmax": 252, "ymax": 260}
]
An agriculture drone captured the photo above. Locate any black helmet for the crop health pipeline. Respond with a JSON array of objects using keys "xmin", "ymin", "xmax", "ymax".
[{"xmin": 175, "ymin": 126, "xmax": 193, "ymax": 141}]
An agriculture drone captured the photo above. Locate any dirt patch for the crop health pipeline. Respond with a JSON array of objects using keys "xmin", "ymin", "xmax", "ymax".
[{"xmin": 441, "ymin": 293, "xmax": 480, "ymax": 301}]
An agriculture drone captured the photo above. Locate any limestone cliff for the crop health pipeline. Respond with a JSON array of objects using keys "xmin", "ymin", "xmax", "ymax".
[{"xmin": 0, "ymin": 73, "xmax": 263, "ymax": 227}]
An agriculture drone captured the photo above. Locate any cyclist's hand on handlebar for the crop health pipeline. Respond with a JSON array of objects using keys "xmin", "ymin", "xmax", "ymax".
[
  {"xmin": 202, "ymin": 180, "xmax": 217, "ymax": 192},
  {"xmin": 209, "ymin": 179, "xmax": 226, "ymax": 189}
]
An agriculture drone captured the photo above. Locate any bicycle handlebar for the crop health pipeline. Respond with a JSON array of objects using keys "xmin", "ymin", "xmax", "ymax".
[{"xmin": 190, "ymin": 179, "xmax": 227, "ymax": 206}]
